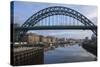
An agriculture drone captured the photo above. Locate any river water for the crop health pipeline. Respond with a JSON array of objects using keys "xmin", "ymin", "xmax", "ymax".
[{"xmin": 44, "ymin": 44, "xmax": 96, "ymax": 64}]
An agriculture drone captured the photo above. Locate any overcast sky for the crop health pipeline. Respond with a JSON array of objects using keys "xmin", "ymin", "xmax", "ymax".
[{"xmin": 13, "ymin": 1, "xmax": 97, "ymax": 39}]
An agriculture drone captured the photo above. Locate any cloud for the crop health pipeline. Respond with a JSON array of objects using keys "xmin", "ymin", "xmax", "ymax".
[{"xmin": 86, "ymin": 9, "xmax": 97, "ymax": 24}]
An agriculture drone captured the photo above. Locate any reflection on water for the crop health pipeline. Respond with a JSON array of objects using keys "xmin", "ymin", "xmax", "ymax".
[{"xmin": 44, "ymin": 44, "xmax": 96, "ymax": 64}]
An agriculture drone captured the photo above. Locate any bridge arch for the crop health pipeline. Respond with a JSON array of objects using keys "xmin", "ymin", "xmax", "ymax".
[
  {"xmin": 17, "ymin": 6, "xmax": 97, "ymax": 41},
  {"xmin": 22, "ymin": 6, "xmax": 95, "ymax": 27}
]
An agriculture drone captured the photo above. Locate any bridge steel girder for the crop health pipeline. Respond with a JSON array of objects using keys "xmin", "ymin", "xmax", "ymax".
[{"xmin": 16, "ymin": 6, "xmax": 97, "ymax": 41}]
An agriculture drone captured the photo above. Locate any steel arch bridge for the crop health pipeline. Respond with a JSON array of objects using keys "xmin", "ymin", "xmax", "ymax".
[{"xmin": 14, "ymin": 6, "xmax": 97, "ymax": 41}]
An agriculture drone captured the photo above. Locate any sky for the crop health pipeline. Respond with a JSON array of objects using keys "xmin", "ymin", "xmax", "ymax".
[{"xmin": 13, "ymin": 1, "xmax": 97, "ymax": 39}]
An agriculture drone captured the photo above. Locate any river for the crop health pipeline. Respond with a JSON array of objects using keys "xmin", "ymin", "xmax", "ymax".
[{"xmin": 44, "ymin": 44, "xmax": 96, "ymax": 64}]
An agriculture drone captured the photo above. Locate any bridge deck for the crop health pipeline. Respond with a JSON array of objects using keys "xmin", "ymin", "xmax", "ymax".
[{"xmin": 15, "ymin": 26, "xmax": 97, "ymax": 30}]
